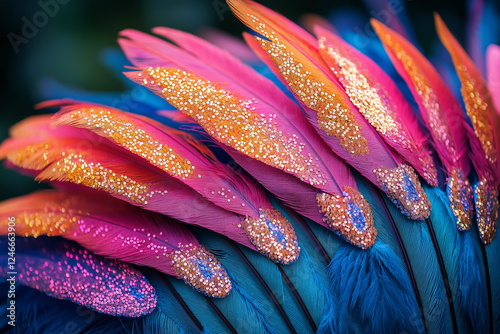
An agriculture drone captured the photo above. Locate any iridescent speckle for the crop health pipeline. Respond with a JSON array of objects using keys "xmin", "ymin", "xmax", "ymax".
[
  {"xmin": 0, "ymin": 239, "xmax": 157, "ymax": 317},
  {"xmin": 316, "ymin": 187, "xmax": 377, "ymax": 249},
  {"xmin": 170, "ymin": 244, "xmax": 232, "ymax": 298},
  {"xmin": 473, "ymin": 179, "xmax": 498, "ymax": 244},
  {"xmin": 64, "ymin": 108, "xmax": 196, "ymax": 179},
  {"xmin": 240, "ymin": 208, "xmax": 300, "ymax": 264},
  {"xmin": 446, "ymin": 168, "xmax": 473, "ymax": 231},
  {"xmin": 374, "ymin": 164, "xmax": 431, "ymax": 220},
  {"xmin": 138, "ymin": 67, "xmax": 325, "ymax": 187}
]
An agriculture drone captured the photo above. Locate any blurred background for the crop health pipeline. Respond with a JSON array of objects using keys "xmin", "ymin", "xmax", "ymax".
[{"xmin": 0, "ymin": 0, "xmax": 498, "ymax": 200}]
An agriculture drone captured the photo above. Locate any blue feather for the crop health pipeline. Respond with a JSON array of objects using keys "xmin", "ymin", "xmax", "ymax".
[
  {"xmin": 318, "ymin": 241, "xmax": 422, "ymax": 333},
  {"xmin": 486, "ymin": 227, "xmax": 500, "ymax": 333},
  {"xmin": 380, "ymin": 191, "xmax": 454, "ymax": 333},
  {"xmin": 427, "ymin": 186, "xmax": 488, "ymax": 333}
]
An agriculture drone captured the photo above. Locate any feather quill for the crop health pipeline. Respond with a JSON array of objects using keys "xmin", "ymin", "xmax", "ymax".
[
  {"xmin": 435, "ymin": 14, "xmax": 500, "ymax": 243},
  {"xmin": 0, "ymin": 236, "xmax": 156, "ymax": 317},
  {"xmin": 0, "ymin": 190, "xmax": 232, "ymax": 297},
  {"xmin": 121, "ymin": 26, "xmax": 378, "ymax": 248},
  {"xmin": 372, "ymin": 19, "xmax": 475, "ymax": 232},
  {"xmin": 228, "ymin": 0, "xmax": 431, "ymax": 221}
]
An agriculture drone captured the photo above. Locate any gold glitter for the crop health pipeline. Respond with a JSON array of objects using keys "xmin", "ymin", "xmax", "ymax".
[
  {"xmin": 319, "ymin": 39, "xmax": 408, "ymax": 147},
  {"xmin": 316, "ymin": 187, "xmax": 377, "ymax": 249},
  {"xmin": 138, "ymin": 67, "xmax": 325, "ymax": 186},
  {"xmin": 1, "ymin": 211, "xmax": 78, "ymax": 237},
  {"xmin": 318, "ymin": 38, "xmax": 438, "ymax": 186},
  {"xmin": 61, "ymin": 107, "xmax": 196, "ymax": 179},
  {"xmin": 390, "ymin": 38, "xmax": 458, "ymax": 162},
  {"xmin": 474, "ymin": 179, "xmax": 498, "ymax": 244},
  {"xmin": 374, "ymin": 164, "xmax": 431, "ymax": 220},
  {"xmin": 241, "ymin": 208, "xmax": 300, "ymax": 264},
  {"xmin": 170, "ymin": 244, "xmax": 232, "ymax": 298},
  {"xmin": 9, "ymin": 143, "xmax": 56, "ymax": 170},
  {"xmin": 254, "ymin": 34, "xmax": 369, "ymax": 155},
  {"xmin": 446, "ymin": 168, "xmax": 473, "ymax": 231},
  {"xmin": 458, "ymin": 67, "xmax": 496, "ymax": 165},
  {"xmin": 36, "ymin": 152, "xmax": 162, "ymax": 205}
]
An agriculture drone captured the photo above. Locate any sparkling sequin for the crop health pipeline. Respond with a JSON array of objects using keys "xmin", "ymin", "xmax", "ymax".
[
  {"xmin": 387, "ymin": 36, "xmax": 458, "ymax": 163},
  {"xmin": 40, "ymin": 152, "xmax": 165, "ymax": 204},
  {"xmin": 316, "ymin": 187, "xmax": 377, "ymax": 249},
  {"xmin": 319, "ymin": 39, "xmax": 409, "ymax": 147},
  {"xmin": 170, "ymin": 244, "xmax": 232, "ymax": 298},
  {"xmin": 446, "ymin": 168, "xmax": 473, "ymax": 231},
  {"xmin": 374, "ymin": 164, "xmax": 431, "ymax": 220},
  {"xmin": 0, "ymin": 239, "xmax": 157, "ymax": 317},
  {"xmin": 318, "ymin": 38, "xmax": 438, "ymax": 186},
  {"xmin": 458, "ymin": 67, "xmax": 496, "ymax": 165},
  {"xmin": 473, "ymin": 179, "xmax": 498, "ymax": 244},
  {"xmin": 139, "ymin": 67, "xmax": 325, "ymax": 186},
  {"xmin": 243, "ymin": 14, "xmax": 368, "ymax": 155},
  {"xmin": 65, "ymin": 108, "xmax": 195, "ymax": 179},
  {"xmin": 240, "ymin": 208, "xmax": 300, "ymax": 264}
]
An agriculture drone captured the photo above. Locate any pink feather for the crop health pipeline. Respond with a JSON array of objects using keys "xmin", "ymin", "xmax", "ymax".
[
  {"xmin": 487, "ymin": 44, "xmax": 500, "ymax": 118},
  {"xmin": 1, "ymin": 116, "xmax": 300, "ymax": 263},
  {"xmin": 229, "ymin": 0, "xmax": 430, "ymax": 220},
  {"xmin": 435, "ymin": 14, "xmax": 499, "ymax": 243},
  {"xmin": 0, "ymin": 190, "xmax": 232, "ymax": 297},
  {"xmin": 120, "ymin": 26, "xmax": 378, "ymax": 248},
  {"xmin": 314, "ymin": 26, "xmax": 438, "ymax": 186}
]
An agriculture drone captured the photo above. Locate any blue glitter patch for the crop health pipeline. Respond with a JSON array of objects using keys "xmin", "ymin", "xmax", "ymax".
[
  {"xmin": 266, "ymin": 219, "xmax": 287, "ymax": 247},
  {"xmin": 402, "ymin": 173, "xmax": 419, "ymax": 202},
  {"xmin": 194, "ymin": 258, "xmax": 214, "ymax": 280},
  {"xmin": 347, "ymin": 199, "xmax": 366, "ymax": 231}
]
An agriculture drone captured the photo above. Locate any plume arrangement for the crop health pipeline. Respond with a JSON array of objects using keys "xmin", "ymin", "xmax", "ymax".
[{"xmin": 0, "ymin": 0, "xmax": 499, "ymax": 333}]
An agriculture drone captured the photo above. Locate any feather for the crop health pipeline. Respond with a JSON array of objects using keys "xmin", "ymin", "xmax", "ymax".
[
  {"xmin": 228, "ymin": 0, "xmax": 431, "ymax": 221},
  {"xmin": 50, "ymin": 100, "xmax": 288, "ymax": 223},
  {"xmin": 317, "ymin": 242, "xmax": 422, "ymax": 334},
  {"xmin": 0, "ymin": 284, "xmax": 147, "ymax": 334},
  {"xmin": 198, "ymin": 28, "xmax": 261, "ymax": 64},
  {"xmin": 426, "ymin": 186, "xmax": 488, "ymax": 333},
  {"xmin": 121, "ymin": 27, "xmax": 378, "ymax": 249},
  {"xmin": 315, "ymin": 26, "xmax": 438, "ymax": 186},
  {"xmin": 379, "ymin": 189, "xmax": 456, "ymax": 333},
  {"xmin": 0, "ymin": 122, "xmax": 300, "ymax": 264},
  {"xmin": 0, "ymin": 190, "xmax": 233, "ymax": 297},
  {"xmin": 435, "ymin": 14, "xmax": 500, "ymax": 244},
  {"xmin": 372, "ymin": 19, "xmax": 475, "ymax": 232},
  {"xmin": 0, "ymin": 236, "xmax": 156, "ymax": 317}
]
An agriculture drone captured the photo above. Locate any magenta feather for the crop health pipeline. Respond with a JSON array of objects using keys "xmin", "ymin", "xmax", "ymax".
[
  {"xmin": 0, "ymin": 114, "xmax": 300, "ymax": 263},
  {"xmin": 120, "ymin": 26, "xmax": 378, "ymax": 248},
  {"xmin": 314, "ymin": 26, "xmax": 438, "ymax": 186},
  {"xmin": 228, "ymin": 0, "xmax": 430, "ymax": 220},
  {"xmin": 0, "ymin": 236, "xmax": 157, "ymax": 317},
  {"xmin": 487, "ymin": 44, "xmax": 500, "ymax": 117},
  {"xmin": 0, "ymin": 190, "xmax": 232, "ymax": 297}
]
